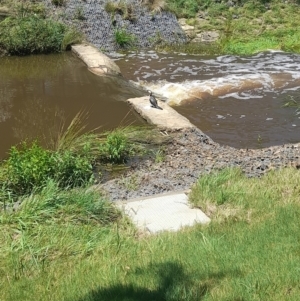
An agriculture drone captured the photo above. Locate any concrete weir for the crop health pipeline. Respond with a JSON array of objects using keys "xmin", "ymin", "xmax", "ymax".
[
  {"xmin": 71, "ymin": 44, "xmax": 195, "ymax": 131},
  {"xmin": 71, "ymin": 44, "xmax": 122, "ymax": 76},
  {"xmin": 72, "ymin": 43, "xmax": 209, "ymax": 233},
  {"xmin": 126, "ymin": 96, "xmax": 195, "ymax": 131}
]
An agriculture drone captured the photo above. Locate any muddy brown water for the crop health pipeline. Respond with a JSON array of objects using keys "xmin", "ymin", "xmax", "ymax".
[
  {"xmin": 0, "ymin": 52, "xmax": 145, "ymax": 160},
  {"xmin": 116, "ymin": 50, "xmax": 300, "ymax": 149},
  {"xmin": 1, "ymin": 50, "xmax": 300, "ymax": 160}
]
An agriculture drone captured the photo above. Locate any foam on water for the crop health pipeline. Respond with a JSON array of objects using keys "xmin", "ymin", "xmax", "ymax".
[
  {"xmin": 118, "ymin": 51, "xmax": 300, "ymax": 105},
  {"xmin": 117, "ymin": 50, "xmax": 300, "ymax": 148}
]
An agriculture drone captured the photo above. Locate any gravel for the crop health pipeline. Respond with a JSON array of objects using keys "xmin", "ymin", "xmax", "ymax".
[
  {"xmin": 42, "ymin": 0, "xmax": 187, "ymax": 52},
  {"xmin": 100, "ymin": 128, "xmax": 300, "ymax": 201}
]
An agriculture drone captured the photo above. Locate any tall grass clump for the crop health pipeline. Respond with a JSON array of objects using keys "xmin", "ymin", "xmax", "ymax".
[
  {"xmin": 143, "ymin": 0, "xmax": 166, "ymax": 13},
  {"xmin": 114, "ymin": 28, "xmax": 136, "ymax": 48},
  {"xmin": 0, "ymin": 15, "xmax": 82, "ymax": 55},
  {"xmin": 99, "ymin": 129, "xmax": 130, "ymax": 163},
  {"xmin": 105, "ymin": 1, "xmax": 136, "ymax": 21},
  {"xmin": 0, "ymin": 112, "xmax": 138, "ymax": 202}
]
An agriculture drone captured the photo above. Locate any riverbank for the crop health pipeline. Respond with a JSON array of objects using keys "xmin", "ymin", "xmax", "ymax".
[
  {"xmin": 100, "ymin": 127, "xmax": 300, "ymax": 201},
  {"xmin": 2, "ymin": 0, "xmax": 300, "ymax": 56}
]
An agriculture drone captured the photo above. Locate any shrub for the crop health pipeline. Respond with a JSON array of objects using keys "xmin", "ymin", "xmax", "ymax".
[
  {"xmin": 53, "ymin": 150, "xmax": 93, "ymax": 188},
  {"xmin": 3, "ymin": 141, "xmax": 94, "ymax": 197},
  {"xmin": 100, "ymin": 130, "xmax": 130, "ymax": 163},
  {"xmin": 5, "ymin": 141, "xmax": 55, "ymax": 195},
  {"xmin": 0, "ymin": 15, "xmax": 82, "ymax": 55}
]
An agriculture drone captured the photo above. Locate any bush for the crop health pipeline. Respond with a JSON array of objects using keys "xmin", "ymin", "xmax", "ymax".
[
  {"xmin": 100, "ymin": 130, "xmax": 130, "ymax": 163},
  {"xmin": 0, "ymin": 15, "xmax": 82, "ymax": 55},
  {"xmin": 5, "ymin": 141, "xmax": 55, "ymax": 195},
  {"xmin": 53, "ymin": 150, "xmax": 93, "ymax": 188},
  {"xmin": 3, "ymin": 141, "xmax": 93, "ymax": 197}
]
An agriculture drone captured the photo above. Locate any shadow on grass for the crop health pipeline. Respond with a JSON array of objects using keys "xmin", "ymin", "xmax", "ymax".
[{"xmin": 76, "ymin": 262, "xmax": 236, "ymax": 301}]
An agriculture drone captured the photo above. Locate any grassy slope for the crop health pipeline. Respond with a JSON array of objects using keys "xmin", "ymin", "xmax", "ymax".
[
  {"xmin": 161, "ymin": 0, "xmax": 300, "ymax": 54},
  {"xmin": 1, "ymin": 167, "xmax": 300, "ymax": 301}
]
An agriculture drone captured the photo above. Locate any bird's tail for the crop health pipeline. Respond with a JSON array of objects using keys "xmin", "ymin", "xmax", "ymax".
[{"xmin": 156, "ymin": 105, "xmax": 163, "ymax": 110}]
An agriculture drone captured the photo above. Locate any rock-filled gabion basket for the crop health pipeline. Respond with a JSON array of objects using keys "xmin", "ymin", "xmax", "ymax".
[{"xmin": 42, "ymin": 0, "xmax": 187, "ymax": 53}]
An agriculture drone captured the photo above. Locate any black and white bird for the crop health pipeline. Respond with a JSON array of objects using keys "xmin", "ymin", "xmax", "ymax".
[{"xmin": 148, "ymin": 90, "xmax": 163, "ymax": 110}]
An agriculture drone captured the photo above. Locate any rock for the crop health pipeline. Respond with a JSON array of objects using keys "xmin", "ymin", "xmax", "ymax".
[
  {"xmin": 192, "ymin": 31, "xmax": 219, "ymax": 43},
  {"xmin": 0, "ymin": 6, "xmax": 10, "ymax": 16},
  {"xmin": 177, "ymin": 18, "xmax": 195, "ymax": 39}
]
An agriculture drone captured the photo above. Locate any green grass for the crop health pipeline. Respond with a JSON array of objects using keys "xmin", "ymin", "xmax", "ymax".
[
  {"xmin": 114, "ymin": 27, "xmax": 137, "ymax": 48},
  {"xmin": 0, "ymin": 15, "xmax": 82, "ymax": 55},
  {"xmin": 0, "ymin": 0, "xmax": 82, "ymax": 55},
  {"xmin": 158, "ymin": 0, "xmax": 300, "ymax": 55},
  {"xmin": 1, "ymin": 167, "xmax": 300, "ymax": 300}
]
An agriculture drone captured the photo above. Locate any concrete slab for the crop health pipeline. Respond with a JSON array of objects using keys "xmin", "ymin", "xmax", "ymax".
[
  {"xmin": 71, "ymin": 44, "xmax": 122, "ymax": 76},
  {"xmin": 126, "ymin": 97, "xmax": 195, "ymax": 131},
  {"xmin": 117, "ymin": 192, "xmax": 210, "ymax": 234}
]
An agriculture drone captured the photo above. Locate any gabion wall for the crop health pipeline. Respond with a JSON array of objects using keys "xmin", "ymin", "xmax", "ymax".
[{"xmin": 42, "ymin": 0, "xmax": 187, "ymax": 53}]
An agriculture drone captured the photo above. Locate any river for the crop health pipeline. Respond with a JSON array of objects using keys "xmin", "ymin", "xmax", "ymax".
[
  {"xmin": 0, "ymin": 52, "xmax": 145, "ymax": 160},
  {"xmin": 116, "ymin": 50, "xmax": 300, "ymax": 149},
  {"xmin": 1, "ymin": 50, "xmax": 299, "ymax": 160}
]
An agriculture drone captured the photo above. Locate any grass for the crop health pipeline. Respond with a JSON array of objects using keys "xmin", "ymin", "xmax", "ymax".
[
  {"xmin": 114, "ymin": 27, "xmax": 137, "ymax": 48},
  {"xmin": 105, "ymin": 1, "xmax": 136, "ymax": 22},
  {"xmin": 282, "ymin": 95, "xmax": 300, "ymax": 113},
  {"xmin": 0, "ymin": 1, "xmax": 82, "ymax": 55},
  {"xmin": 0, "ymin": 113, "xmax": 148, "ymax": 202},
  {"xmin": 157, "ymin": 0, "xmax": 300, "ymax": 55},
  {"xmin": 1, "ymin": 167, "xmax": 300, "ymax": 300}
]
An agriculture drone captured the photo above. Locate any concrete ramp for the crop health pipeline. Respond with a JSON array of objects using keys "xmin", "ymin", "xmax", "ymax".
[
  {"xmin": 117, "ymin": 192, "xmax": 210, "ymax": 234},
  {"xmin": 127, "ymin": 97, "xmax": 195, "ymax": 131},
  {"xmin": 71, "ymin": 44, "xmax": 122, "ymax": 76}
]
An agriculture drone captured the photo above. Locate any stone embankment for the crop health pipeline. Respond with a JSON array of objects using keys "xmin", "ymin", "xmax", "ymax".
[{"xmin": 42, "ymin": 0, "xmax": 187, "ymax": 53}]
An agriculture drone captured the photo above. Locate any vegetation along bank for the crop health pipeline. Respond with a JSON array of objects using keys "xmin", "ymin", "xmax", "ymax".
[{"xmin": 1, "ymin": 0, "xmax": 300, "ymax": 55}]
